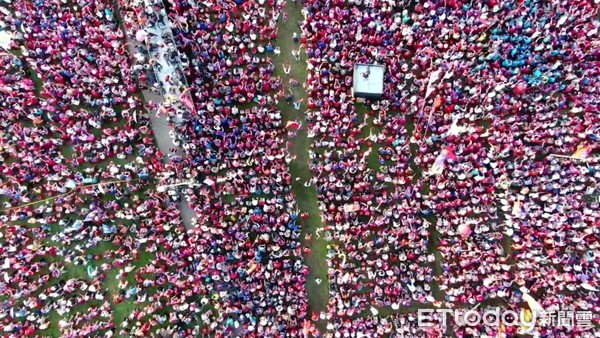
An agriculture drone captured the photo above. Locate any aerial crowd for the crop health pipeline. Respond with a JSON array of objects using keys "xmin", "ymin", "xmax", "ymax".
[{"xmin": 0, "ymin": 0, "xmax": 598, "ymax": 337}]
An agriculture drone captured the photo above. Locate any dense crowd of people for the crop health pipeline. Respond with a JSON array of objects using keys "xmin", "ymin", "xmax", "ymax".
[
  {"xmin": 1, "ymin": 0, "xmax": 313, "ymax": 335},
  {"xmin": 0, "ymin": 0, "xmax": 200, "ymax": 336},
  {"xmin": 303, "ymin": 0, "xmax": 598, "ymax": 336},
  {"xmin": 122, "ymin": 0, "xmax": 312, "ymax": 336},
  {"xmin": 0, "ymin": 0, "xmax": 598, "ymax": 336}
]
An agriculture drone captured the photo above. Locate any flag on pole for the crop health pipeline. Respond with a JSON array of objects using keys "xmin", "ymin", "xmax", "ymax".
[
  {"xmin": 572, "ymin": 144, "xmax": 592, "ymax": 159},
  {"xmin": 425, "ymin": 69, "xmax": 442, "ymax": 99},
  {"xmin": 520, "ymin": 290, "xmax": 545, "ymax": 314},
  {"xmin": 97, "ymin": 182, "xmax": 105, "ymax": 195},
  {"xmin": 433, "ymin": 96, "xmax": 443, "ymax": 109},
  {"xmin": 498, "ymin": 323, "xmax": 506, "ymax": 337},
  {"xmin": 428, "ymin": 95, "xmax": 444, "ymax": 120},
  {"xmin": 65, "ymin": 179, "xmax": 77, "ymax": 189},
  {"xmin": 429, "ymin": 147, "xmax": 457, "ymax": 176},
  {"xmin": 518, "ymin": 308, "xmax": 535, "ymax": 334}
]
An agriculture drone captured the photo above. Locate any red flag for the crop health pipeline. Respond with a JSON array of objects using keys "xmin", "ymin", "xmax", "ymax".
[{"xmin": 180, "ymin": 88, "xmax": 196, "ymax": 115}]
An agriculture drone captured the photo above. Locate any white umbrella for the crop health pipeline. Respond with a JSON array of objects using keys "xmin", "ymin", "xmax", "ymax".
[{"xmin": 135, "ymin": 29, "xmax": 147, "ymax": 42}]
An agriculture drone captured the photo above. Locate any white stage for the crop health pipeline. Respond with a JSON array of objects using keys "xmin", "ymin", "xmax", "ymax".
[{"xmin": 353, "ymin": 64, "xmax": 384, "ymax": 99}]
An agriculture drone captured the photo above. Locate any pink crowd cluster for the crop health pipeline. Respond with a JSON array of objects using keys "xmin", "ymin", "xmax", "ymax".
[
  {"xmin": 0, "ymin": 0, "xmax": 201, "ymax": 336},
  {"xmin": 302, "ymin": 0, "xmax": 598, "ymax": 336},
  {"xmin": 0, "ymin": 0, "xmax": 598, "ymax": 336}
]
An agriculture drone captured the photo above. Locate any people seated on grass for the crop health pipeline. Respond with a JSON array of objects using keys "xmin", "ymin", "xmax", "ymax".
[{"xmin": 0, "ymin": 0, "xmax": 599, "ymax": 336}]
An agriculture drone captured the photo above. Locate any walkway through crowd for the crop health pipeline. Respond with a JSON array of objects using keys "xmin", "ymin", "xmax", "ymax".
[
  {"xmin": 272, "ymin": 0, "xmax": 330, "ymax": 333},
  {"xmin": 114, "ymin": 0, "xmax": 196, "ymax": 230}
]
